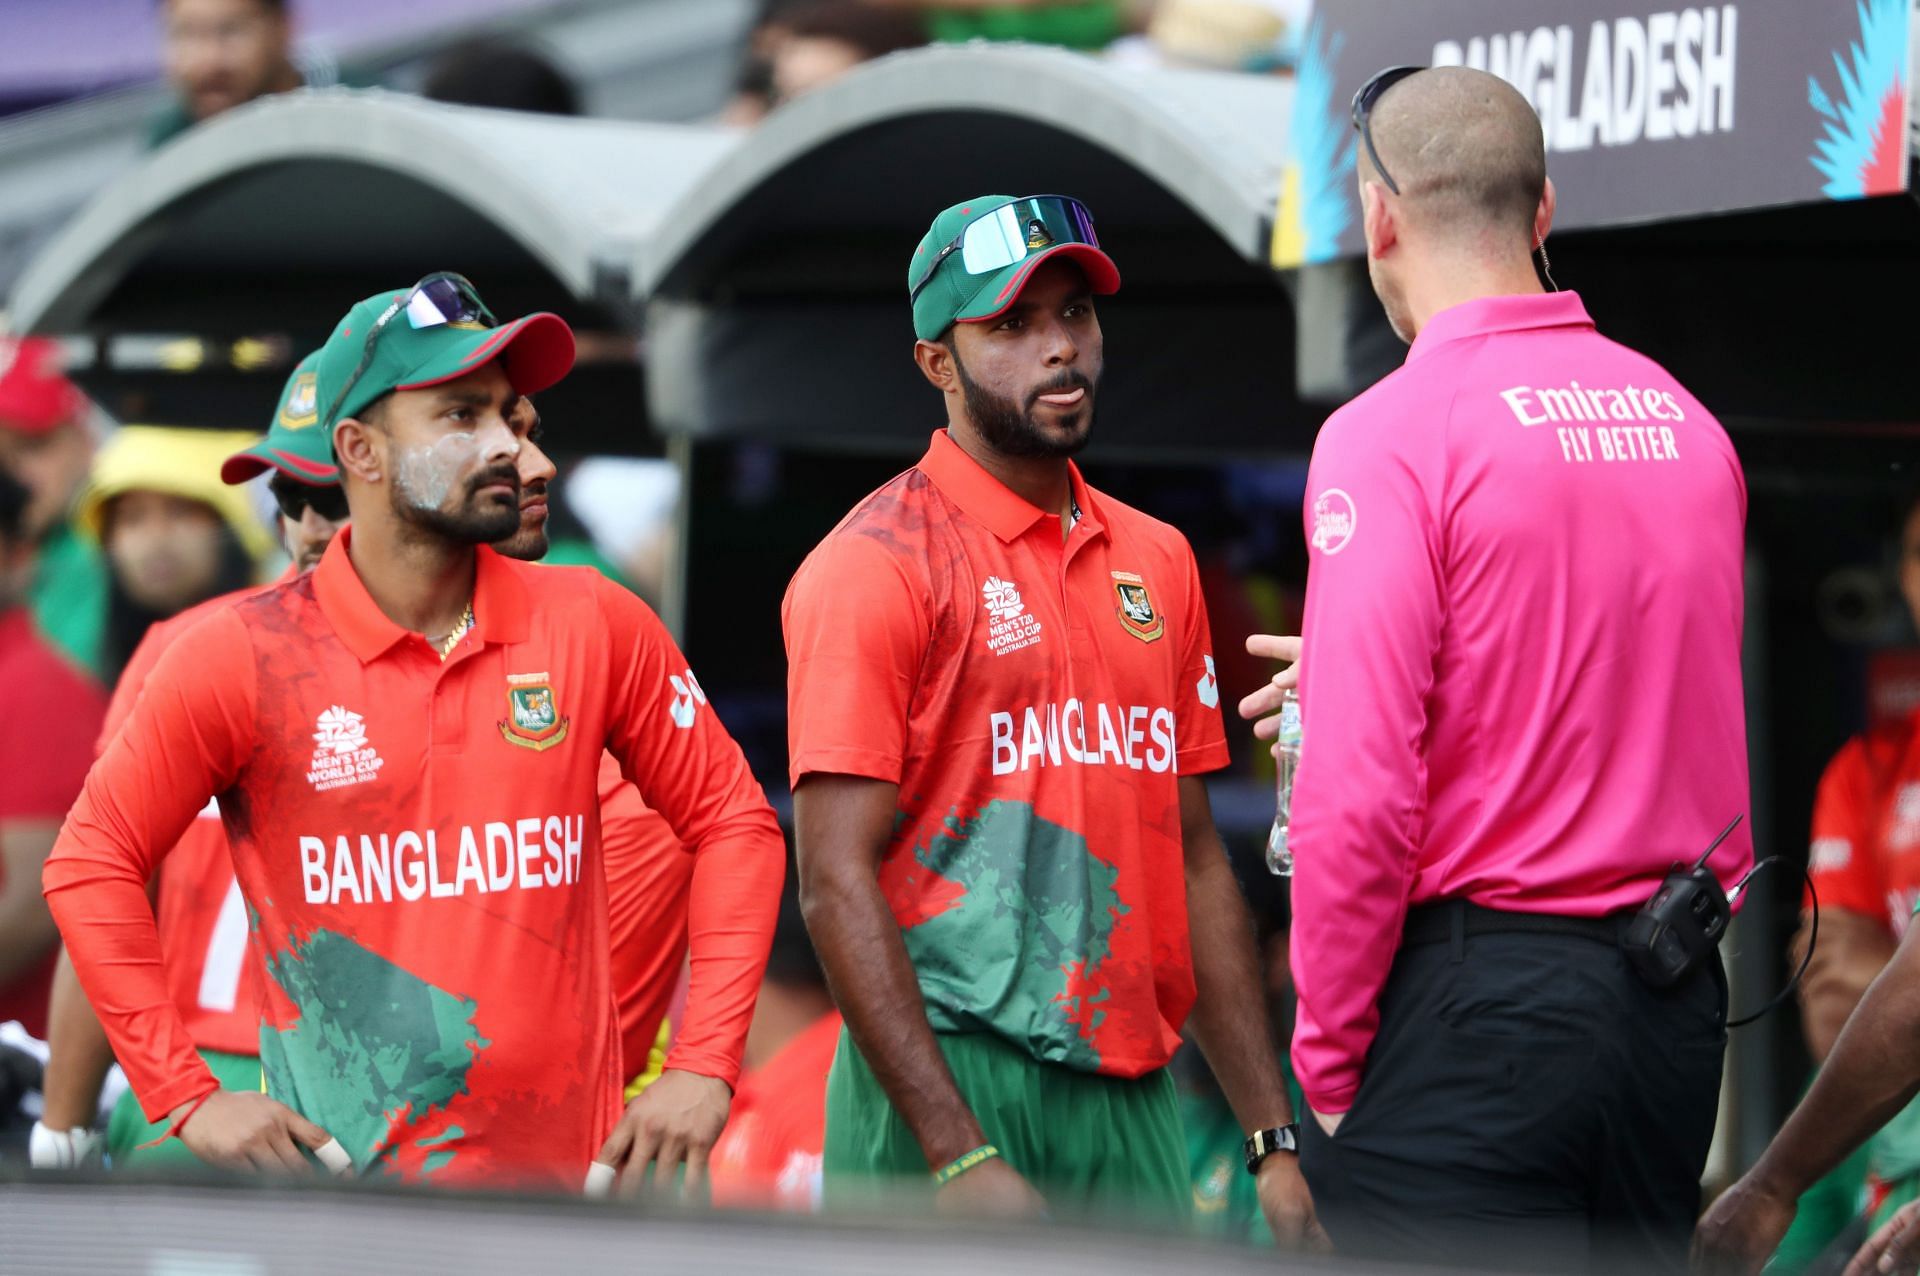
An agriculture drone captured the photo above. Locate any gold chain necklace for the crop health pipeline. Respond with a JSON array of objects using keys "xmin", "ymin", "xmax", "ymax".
[{"xmin": 432, "ymin": 601, "xmax": 475, "ymax": 660}]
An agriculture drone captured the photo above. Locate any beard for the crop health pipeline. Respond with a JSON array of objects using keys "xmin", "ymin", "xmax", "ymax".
[
  {"xmin": 952, "ymin": 351, "xmax": 1095, "ymax": 460},
  {"xmin": 392, "ymin": 460, "xmax": 521, "ymax": 544},
  {"xmin": 490, "ymin": 482, "xmax": 551, "ymax": 563}
]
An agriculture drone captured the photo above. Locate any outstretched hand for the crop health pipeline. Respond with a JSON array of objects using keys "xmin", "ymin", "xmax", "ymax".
[{"xmin": 1239, "ymin": 635, "xmax": 1302, "ymax": 756}]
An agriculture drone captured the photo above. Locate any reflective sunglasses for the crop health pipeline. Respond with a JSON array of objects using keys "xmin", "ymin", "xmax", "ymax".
[
  {"xmin": 909, "ymin": 195, "xmax": 1101, "ymax": 301},
  {"xmin": 322, "ymin": 271, "xmax": 497, "ymax": 427},
  {"xmin": 1350, "ymin": 65, "xmax": 1425, "ymax": 196},
  {"xmin": 269, "ymin": 473, "xmax": 350, "ymax": 523}
]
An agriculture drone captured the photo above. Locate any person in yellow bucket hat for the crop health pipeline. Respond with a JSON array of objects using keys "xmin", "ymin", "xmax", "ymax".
[{"xmin": 73, "ymin": 426, "xmax": 274, "ymax": 680}]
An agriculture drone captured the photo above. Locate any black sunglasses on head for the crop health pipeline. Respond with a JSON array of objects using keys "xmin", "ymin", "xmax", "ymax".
[
  {"xmin": 1351, "ymin": 65, "xmax": 1425, "ymax": 196},
  {"xmin": 269, "ymin": 473, "xmax": 349, "ymax": 523},
  {"xmin": 322, "ymin": 271, "xmax": 496, "ymax": 429}
]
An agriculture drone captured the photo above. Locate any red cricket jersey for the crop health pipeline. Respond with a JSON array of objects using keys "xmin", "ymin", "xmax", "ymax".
[
  {"xmin": 710, "ymin": 1010, "xmax": 841, "ymax": 1211},
  {"xmin": 0, "ymin": 609, "xmax": 105, "ymax": 1035},
  {"xmin": 99, "ymin": 584, "xmax": 285, "ymax": 1058},
  {"xmin": 46, "ymin": 533, "xmax": 783, "ymax": 1187},
  {"xmin": 598, "ymin": 753, "xmax": 694, "ymax": 1079},
  {"xmin": 1808, "ymin": 706, "xmax": 1920, "ymax": 937},
  {"xmin": 784, "ymin": 430, "xmax": 1229, "ymax": 1078}
]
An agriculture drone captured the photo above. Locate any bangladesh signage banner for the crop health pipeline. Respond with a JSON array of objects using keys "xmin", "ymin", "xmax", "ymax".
[{"xmin": 1273, "ymin": 0, "xmax": 1915, "ymax": 267}]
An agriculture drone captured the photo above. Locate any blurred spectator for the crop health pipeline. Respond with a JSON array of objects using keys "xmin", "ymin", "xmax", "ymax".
[
  {"xmin": 885, "ymin": 0, "xmax": 1133, "ymax": 50},
  {"xmin": 0, "ymin": 468, "xmax": 108, "ymax": 1042},
  {"xmin": 0, "ymin": 338, "xmax": 109, "ymax": 681},
  {"xmin": 710, "ymin": 874, "xmax": 839, "ymax": 1211},
  {"xmin": 564, "ymin": 456, "xmax": 679, "ymax": 608},
  {"xmin": 149, "ymin": 0, "xmax": 306, "ymax": 148},
  {"xmin": 1108, "ymin": 0, "xmax": 1308, "ymax": 72},
  {"xmin": 73, "ymin": 427, "xmax": 273, "ymax": 681},
  {"xmin": 727, "ymin": 1, "xmax": 927, "ymax": 123},
  {"xmin": 421, "ymin": 37, "xmax": 580, "ymax": 116},
  {"xmin": 1770, "ymin": 488, "xmax": 1920, "ymax": 1270}
]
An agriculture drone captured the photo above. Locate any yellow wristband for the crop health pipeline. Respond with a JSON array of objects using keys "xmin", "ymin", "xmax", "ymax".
[{"xmin": 931, "ymin": 1144, "xmax": 1001, "ymax": 1187}]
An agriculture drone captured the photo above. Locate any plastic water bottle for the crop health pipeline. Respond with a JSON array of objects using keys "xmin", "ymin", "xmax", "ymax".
[{"xmin": 1265, "ymin": 689, "xmax": 1303, "ymax": 876}]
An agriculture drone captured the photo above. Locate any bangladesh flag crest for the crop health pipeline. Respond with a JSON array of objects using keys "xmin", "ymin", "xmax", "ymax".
[
  {"xmin": 1111, "ymin": 571, "xmax": 1164, "ymax": 643},
  {"xmin": 500, "ymin": 672, "xmax": 568, "ymax": 750}
]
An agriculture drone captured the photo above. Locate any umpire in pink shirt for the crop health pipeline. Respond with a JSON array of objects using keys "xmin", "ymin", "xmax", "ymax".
[{"xmin": 1282, "ymin": 66, "xmax": 1751, "ymax": 1271}]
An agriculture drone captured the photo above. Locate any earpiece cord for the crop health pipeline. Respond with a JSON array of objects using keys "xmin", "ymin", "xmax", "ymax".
[{"xmin": 1726, "ymin": 859, "xmax": 1816, "ymax": 1030}]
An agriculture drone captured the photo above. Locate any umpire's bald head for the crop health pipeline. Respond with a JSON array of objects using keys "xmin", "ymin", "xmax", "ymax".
[{"xmin": 1357, "ymin": 67, "xmax": 1556, "ymax": 342}]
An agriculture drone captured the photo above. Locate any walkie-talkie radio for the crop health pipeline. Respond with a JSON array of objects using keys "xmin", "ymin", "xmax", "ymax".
[{"xmin": 1621, "ymin": 816, "xmax": 1743, "ymax": 989}]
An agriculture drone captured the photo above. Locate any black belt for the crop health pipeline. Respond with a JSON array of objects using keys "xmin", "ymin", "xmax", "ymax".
[{"xmin": 1402, "ymin": 899, "xmax": 1630, "ymax": 950}]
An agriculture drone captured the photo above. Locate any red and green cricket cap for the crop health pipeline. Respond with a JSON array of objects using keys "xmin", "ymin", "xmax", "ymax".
[
  {"xmin": 220, "ymin": 350, "xmax": 340, "ymax": 485},
  {"xmin": 908, "ymin": 194, "xmax": 1121, "ymax": 341},
  {"xmin": 315, "ymin": 275, "xmax": 575, "ymax": 430}
]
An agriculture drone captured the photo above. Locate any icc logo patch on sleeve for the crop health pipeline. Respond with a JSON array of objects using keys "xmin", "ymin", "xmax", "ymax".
[
  {"xmin": 500, "ymin": 672, "xmax": 569, "ymax": 751},
  {"xmin": 1111, "ymin": 571, "xmax": 1165, "ymax": 643}
]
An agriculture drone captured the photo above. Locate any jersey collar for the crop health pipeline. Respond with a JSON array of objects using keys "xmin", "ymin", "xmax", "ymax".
[
  {"xmin": 314, "ymin": 528, "xmax": 530, "ymax": 663},
  {"xmin": 917, "ymin": 428, "xmax": 1105, "ymax": 544},
  {"xmin": 1407, "ymin": 290, "xmax": 1595, "ymax": 364}
]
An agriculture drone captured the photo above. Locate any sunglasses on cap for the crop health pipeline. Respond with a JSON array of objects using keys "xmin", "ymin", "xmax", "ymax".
[
  {"xmin": 323, "ymin": 271, "xmax": 497, "ymax": 427},
  {"xmin": 269, "ymin": 473, "xmax": 349, "ymax": 523},
  {"xmin": 1351, "ymin": 65, "xmax": 1425, "ymax": 196},
  {"xmin": 909, "ymin": 196, "xmax": 1102, "ymax": 302}
]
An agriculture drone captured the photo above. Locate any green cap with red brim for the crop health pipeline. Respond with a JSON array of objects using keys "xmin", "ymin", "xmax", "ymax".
[
  {"xmin": 221, "ymin": 350, "xmax": 340, "ymax": 486},
  {"xmin": 315, "ymin": 280, "xmax": 575, "ymax": 431},
  {"xmin": 909, "ymin": 195, "xmax": 1121, "ymax": 341}
]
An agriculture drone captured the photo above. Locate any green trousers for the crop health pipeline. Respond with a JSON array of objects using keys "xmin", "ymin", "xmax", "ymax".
[
  {"xmin": 823, "ymin": 1028, "xmax": 1187, "ymax": 1222},
  {"xmin": 107, "ymin": 1049, "xmax": 263, "ymax": 1171}
]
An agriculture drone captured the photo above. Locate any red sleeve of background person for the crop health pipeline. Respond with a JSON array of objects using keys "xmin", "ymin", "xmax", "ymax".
[
  {"xmin": 599, "ymin": 753, "xmax": 694, "ymax": 1079},
  {"xmin": 96, "ymin": 586, "xmax": 268, "ymax": 756},
  {"xmin": 94, "ymin": 589, "xmax": 270, "ymax": 1055},
  {"xmin": 0, "ymin": 612, "xmax": 108, "ymax": 1034},
  {"xmin": 41, "ymin": 609, "xmax": 259, "ymax": 1116},
  {"xmin": 153, "ymin": 817, "xmax": 265, "ymax": 1056},
  {"xmin": 98, "ymin": 615, "xmax": 175, "ymax": 756},
  {"xmin": 710, "ymin": 1010, "xmax": 841, "ymax": 1211},
  {"xmin": 594, "ymin": 575, "xmax": 783, "ymax": 1088},
  {"xmin": 1806, "ymin": 732, "xmax": 1892, "ymax": 922}
]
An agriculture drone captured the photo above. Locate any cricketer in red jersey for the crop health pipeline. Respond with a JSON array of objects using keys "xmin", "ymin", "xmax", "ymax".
[
  {"xmin": 482, "ymin": 398, "xmax": 710, "ymax": 1099},
  {"xmin": 44, "ymin": 277, "xmax": 783, "ymax": 1188},
  {"xmin": 33, "ymin": 352, "xmax": 347, "ymax": 1170},
  {"xmin": 788, "ymin": 196, "xmax": 1319, "ymax": 1241}
]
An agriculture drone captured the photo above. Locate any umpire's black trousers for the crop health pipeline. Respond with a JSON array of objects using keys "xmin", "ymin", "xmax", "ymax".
[{"xmin": 1299, "ymin": 901, "xmax": 1727, "ymax": 1274}]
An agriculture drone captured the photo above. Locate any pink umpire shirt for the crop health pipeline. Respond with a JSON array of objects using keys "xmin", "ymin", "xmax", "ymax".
[{"xmin": 1288, "ymin": 291, "xmax": 1751, "ymax": 1116}]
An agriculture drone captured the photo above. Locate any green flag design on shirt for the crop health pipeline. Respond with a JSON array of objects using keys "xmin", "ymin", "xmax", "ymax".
[
  {"xmin": 261, "ymin": 928, "xmax": 489, "ymax": 1177},
  {"xmin": 902, "ymin": 799, "xmax": 1125, "ymax": 1070}
]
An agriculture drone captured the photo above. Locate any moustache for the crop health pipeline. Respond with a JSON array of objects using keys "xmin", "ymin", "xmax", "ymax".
[
  {"xmin": 467, "ymin": 465, "xmax": 521, "ymax": 499},
  {"xmin": 1027, "ymin": 371, "xmax": 1095, "ymax": 410}
]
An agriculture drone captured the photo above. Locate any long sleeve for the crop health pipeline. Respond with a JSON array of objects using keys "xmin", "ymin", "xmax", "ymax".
[
  {"xmin": 594, "ymin": 576, "xmax": 784, "ymax": 1088},
  {"xmin": 42, "ymin": 609, "xmax": 257, "ymax": 1119},
  {"xmin": 1288, "ymin": 409, "xmax": 1447, "ymax": 1116}
]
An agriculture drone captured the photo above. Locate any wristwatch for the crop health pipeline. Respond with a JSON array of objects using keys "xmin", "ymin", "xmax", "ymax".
[{"xmin": 1243, "ymin": 1123, "xmax": 1300, "ymax": 1176}]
